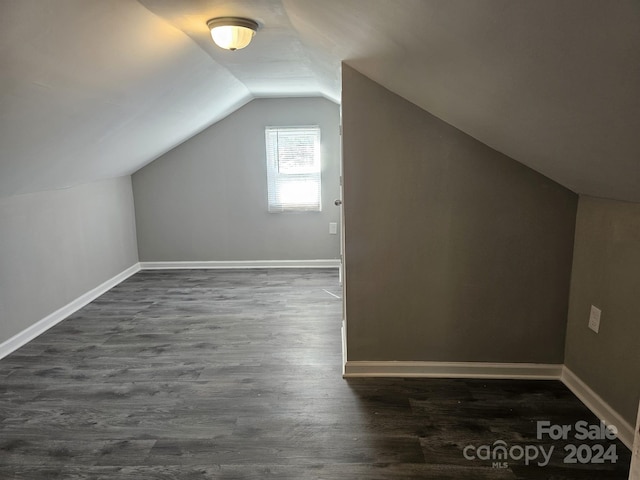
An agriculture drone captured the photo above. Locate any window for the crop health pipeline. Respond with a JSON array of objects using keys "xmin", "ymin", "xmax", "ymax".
[{"xmin": 265, "ymin": 126, "xmax": 321, "ymax": 212}]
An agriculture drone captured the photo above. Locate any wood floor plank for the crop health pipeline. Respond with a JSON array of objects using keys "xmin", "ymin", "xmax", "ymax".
[{"xmin": 0, "ymin": 269, "xmax": 631, "ymax": 478}]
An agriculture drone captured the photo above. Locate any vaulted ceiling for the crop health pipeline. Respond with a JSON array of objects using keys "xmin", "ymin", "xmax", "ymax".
[{"xmin": 2, "ymin": 1, "xmax": 639, "ymax": 201}]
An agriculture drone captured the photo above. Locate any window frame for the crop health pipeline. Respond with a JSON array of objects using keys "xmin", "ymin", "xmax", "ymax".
[{"xmin": 265, "ymin": 125, "xmax": 322, "ymax": 213}]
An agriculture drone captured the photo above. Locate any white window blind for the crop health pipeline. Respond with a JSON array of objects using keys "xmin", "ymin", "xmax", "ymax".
[{"xmin": 265, "ymin": 126, "xmax": 321, "ymax": 212}]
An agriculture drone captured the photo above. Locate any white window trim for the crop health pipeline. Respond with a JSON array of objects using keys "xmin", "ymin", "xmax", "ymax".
[{"xmin": 265, "ymin": 125, "xmax": 322, "ymax": 213}]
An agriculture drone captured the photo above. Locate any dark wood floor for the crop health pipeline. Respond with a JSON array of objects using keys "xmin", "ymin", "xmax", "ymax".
[{"xmin": 0, "ymin": 269, "xmax": 631, "ymax": 479}]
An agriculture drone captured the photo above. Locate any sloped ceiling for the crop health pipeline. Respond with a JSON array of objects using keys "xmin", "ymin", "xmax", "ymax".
[{"xmin": 1, "ymin": 0, "xmax": 639, "ymax": 201}]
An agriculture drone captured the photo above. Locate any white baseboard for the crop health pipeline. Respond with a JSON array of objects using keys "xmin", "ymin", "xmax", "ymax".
[
  {"xmin": 0, "ymin": 263, "xmax": 141, "ymax": 361},
  {"xmin": 561, "ymin": 366, "xmax": 634, "ymax": 450},
  {"xmin": 631, "ymin": 402, "xmax": 640, "ymax": 479},
  {"xmin": 139, "ymin": 259, "xmax": 341, "ymax": 270},
  {"xmin": 343, "ymin": 360, "xmax": 563, "ymax": 379}
]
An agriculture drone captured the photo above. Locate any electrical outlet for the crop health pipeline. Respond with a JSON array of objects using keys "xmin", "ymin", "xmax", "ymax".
[
  {"xmin": 588, "ymin": 305, "xmax": 601, "ymax": 333},
  {"xmin": 329, "ymin": 222, "xmax": 337, "ymax": 235}
]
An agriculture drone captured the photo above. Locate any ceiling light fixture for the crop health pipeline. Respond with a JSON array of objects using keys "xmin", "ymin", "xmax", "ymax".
[{"xmin": 206, "ymin": 17, "xmax": 259, "ymax": 51}]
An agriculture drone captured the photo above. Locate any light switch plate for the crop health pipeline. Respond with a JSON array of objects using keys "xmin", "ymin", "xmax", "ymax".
[
  {"xmin": 588, "ymin": 305, "xmax": 601, "ymax": 333},
  {"xmin": 329, "ymin": 222, "xmax": 337, "ymax": 235}
]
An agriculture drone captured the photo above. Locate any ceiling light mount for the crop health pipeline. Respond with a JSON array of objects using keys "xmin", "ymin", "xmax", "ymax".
[{"xmin": 206, "ymin": 17, "xmax": 259, "ymax": 51}]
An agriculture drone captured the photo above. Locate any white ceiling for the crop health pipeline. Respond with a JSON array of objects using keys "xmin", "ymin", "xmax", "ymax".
[{"xmin": 1, "ymin": 0, "xmax": 639, "ymax": 201}]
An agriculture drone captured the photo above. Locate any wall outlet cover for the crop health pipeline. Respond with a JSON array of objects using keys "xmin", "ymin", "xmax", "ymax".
[{"xmin": 588, "ymin": 305, "xmax": 601, "ymax": 333}]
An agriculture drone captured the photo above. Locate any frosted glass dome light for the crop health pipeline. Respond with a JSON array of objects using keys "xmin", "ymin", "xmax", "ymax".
[{"xmin": 207, "ymin": 17, "xmax": 259, "ymax": 51}]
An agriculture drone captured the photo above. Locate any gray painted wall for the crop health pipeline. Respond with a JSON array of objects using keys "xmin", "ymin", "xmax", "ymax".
[
  {"xmin": 342, "ymin": 65, "xmax": 578, "ymax": 363},
  {"xmin": 133, "ymin": 97, "xmax": 341, "ymax": 262},
  {"xmin": 0, "ymin": 177, "xmax": 139, "ymax": 344},
  {"xmin": 565, "ymin": 196, "xmax": 640, "ymax": 425}
]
